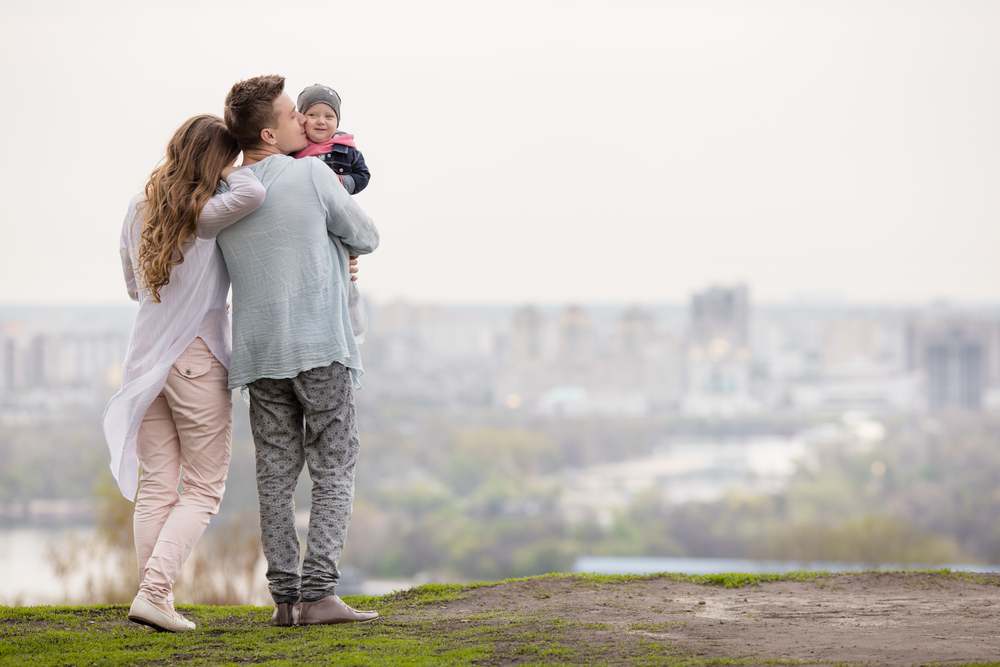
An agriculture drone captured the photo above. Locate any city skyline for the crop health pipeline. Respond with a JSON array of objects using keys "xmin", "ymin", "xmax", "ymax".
[
  {"xmin": 2, "ymin": 1, "xmax": 999, "ymax": 306},
  {"xmin": 4, "ymin": 288, "xmax": 999, "ymax": 417}
]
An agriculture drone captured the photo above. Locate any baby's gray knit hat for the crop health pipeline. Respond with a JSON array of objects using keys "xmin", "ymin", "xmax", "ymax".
[{"xmin": 297, "ymin": 84, "xmax": 342, "ymax": 122}]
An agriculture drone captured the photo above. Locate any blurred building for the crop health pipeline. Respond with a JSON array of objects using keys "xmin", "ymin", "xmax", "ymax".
[
  {"xmin": 557, "ymin": 306, "xmax": 594, "ymax": 360},
  {"xmin": 822, "ymin": 318, "xmax": 879, "ymax": 368},
  {"xmin": 682, "ymin": 284, "xmax": 757, "ymax": 417},
  {"xmin": 363, "ymin": 301, "xmax": 497, "ymax": 406},
  {"xmin": 555, "ymin": 306, "xmax": 597, "ymax": 387},
  {"xmin": 907, "ymin": 317, "xmax": 1000, "ymax": 410},
  {"xmin": 495, "ymin": 306, "xmax": 549, "ymax": 409},
  {"xmin": 0, "ymin": 322, "xmax": 127, "ymax": 394},
  {"xmin": 615, "ymin": 306, "xmax": 656, "ymax": 354},
  {"xmin": 690, "ymin": 284, "xmax": 749, "ymax": 349},
  {"xmin": 491, "ymin": 304, "xmax": 685, "ymax": 415},
  {"xmin": 611, "ymin": 306, "xmax": 682, "ymax": 410},
  {"xmin": 789, "ymin": 374, "xmax": 919, "ymax": 413},
  {"xmin": 785, "ymin": 314, "xmax": 916, "ymax": 413},
  {"xmin": 0, "ymin": 317, "xmax": 130, "ymax": 420},
  {"xmin": 508, "ymin": 306, "xmax": 545, "ymax": 362}
]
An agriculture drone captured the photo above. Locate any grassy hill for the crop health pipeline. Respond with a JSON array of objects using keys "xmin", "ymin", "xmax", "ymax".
[{"xmin": 4, "ymin": 571, "xmax": 1000, "ymax": 666}]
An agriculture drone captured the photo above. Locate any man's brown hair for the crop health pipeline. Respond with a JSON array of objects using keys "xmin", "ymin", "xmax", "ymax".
[{"xmin": 224, "ymin": 75, "xmax": 286, "ymax": 151}]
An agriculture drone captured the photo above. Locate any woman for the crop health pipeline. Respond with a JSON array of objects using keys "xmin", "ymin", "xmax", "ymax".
[{"xmin": 102, "ymin": 115, "xmax": 265, "ymax": 633}]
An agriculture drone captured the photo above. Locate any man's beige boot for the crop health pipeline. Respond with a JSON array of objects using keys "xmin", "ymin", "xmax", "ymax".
[
  {"xmin": 296, "ymin": 595, "xmax": 378, "ymax": 625},
  {"xmin": 269, "ymin": 602, "xmax": 297, "ymax": 627}
]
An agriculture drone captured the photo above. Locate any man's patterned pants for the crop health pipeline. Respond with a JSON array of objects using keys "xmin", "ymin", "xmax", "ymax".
[{"xmin": 247, "ymin": 361, "xmax": 359, "ymax": 604}]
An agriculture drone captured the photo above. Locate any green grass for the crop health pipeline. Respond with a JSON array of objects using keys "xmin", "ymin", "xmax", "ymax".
[
  {"xmin": 4, "ymin": 571, "xmax": 1000, "ymax": 666},
  {"xmin": 2, "ymin": 602, "xmax": 477, "ymax": 667},
  {"xmin": 0, "ymin": 605, "xmax": 692, "ymax": 667}
]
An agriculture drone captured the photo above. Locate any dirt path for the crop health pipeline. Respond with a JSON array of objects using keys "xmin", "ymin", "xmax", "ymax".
[{"xmin": 398, "ymin": 572, "xmax": 1000, "ymax": 665}]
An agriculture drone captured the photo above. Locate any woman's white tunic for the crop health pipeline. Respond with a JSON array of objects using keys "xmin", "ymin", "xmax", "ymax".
[{"xmin": 103, "ymin": 170, "xmax": 265, "ymax": 499}]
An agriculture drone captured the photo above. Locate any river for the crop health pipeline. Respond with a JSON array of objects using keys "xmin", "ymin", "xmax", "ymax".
[
  {"xmin": 0, "ymin": 527, "xmax": 412, "ymax": 605},
  {"xmin": 5, "ymin": 528, "xmax": 998, "ymax": 606},
  {"xmin": 0, "ymin": 526, "xmax": 98, "ymax": 605}
]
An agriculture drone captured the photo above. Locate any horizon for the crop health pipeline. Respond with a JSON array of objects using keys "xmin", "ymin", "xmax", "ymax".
[{"xmin": 1, "ymin": 296, "xmax": 999, "ymax": 312}]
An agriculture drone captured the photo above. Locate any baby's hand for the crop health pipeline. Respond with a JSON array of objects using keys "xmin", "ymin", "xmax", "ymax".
[{"xmin": 350, "ymin": 256, "xmax": 359, "ymax": 282}]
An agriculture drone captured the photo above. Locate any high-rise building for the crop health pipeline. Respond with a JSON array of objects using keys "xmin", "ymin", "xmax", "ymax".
[
  {"xmin": 682, "ymin": 284, "xmax": 756, "ymax": 417},
  {"xmin": 2, "ymin": 337, "xmax": 14, "ymax": 392},
  {"xmin": 557, "ymin": 306, "xmax": 594, "ymax": 361},
  {"xmin": 612, "ymin": 306, "xmax": 682, "ymax": 409},
  {"xmin": 508, "ymin": 306, "xmax": 545, "ymax": 362},
  {"xmin": 690, "ymin": 284, "xmax": 749, "ymax": 350},
  {"xmin": 907, "ymin": 318, "xmax": 1000, "ymax": 410},
  {"xmin": 614, "ymin": 306, "xmax": 655, "ymax": 356}
]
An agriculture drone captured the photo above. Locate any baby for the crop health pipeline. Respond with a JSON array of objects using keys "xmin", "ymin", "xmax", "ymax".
[
  {"xmin": 293, "ymin": 84, "xmax": 371, "ymax": 195},
  {"xmin": 292, "ymin": 84, "xmax": 371, "ymax": 343}
]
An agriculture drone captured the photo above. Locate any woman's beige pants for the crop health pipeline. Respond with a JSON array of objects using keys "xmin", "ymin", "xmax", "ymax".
[{"xmin": 133, "ymin": 337, "xmax": 232, "ymax": 607}]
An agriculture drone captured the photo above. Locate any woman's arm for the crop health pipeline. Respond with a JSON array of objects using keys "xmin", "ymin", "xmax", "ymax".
[{"xmin": 196, "ymin": 168, "xmax": 266, "ymax": 238}]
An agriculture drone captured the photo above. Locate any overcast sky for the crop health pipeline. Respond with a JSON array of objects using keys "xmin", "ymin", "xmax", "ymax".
[{"xmin": 1, "ymin": 0, "xmax": 998, "ymax": 307}]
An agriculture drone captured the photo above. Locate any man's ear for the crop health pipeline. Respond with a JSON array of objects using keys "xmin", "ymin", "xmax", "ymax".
[{"xmin": 260, "ymin": 127, "xmax": 277, "ymax": 146}]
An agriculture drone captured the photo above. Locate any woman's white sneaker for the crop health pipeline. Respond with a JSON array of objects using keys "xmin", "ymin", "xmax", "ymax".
[{"xmin": 127, "ymin": 596, "xmax": 196, "ymax": 632}]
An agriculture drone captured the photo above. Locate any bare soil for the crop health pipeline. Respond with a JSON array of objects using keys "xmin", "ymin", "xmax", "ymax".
[{"xmin": 396, "ymin": 572, "xmax": 1000, "ymax": 665}]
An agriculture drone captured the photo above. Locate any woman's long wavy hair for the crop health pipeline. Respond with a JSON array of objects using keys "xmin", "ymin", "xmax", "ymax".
[{"xmin": 136, "ymin": 115, "xmax": 239, "ymax": 302}]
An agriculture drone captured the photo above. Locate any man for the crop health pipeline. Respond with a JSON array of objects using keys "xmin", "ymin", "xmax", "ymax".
[{"xmin": 217, "ymin": 75, "xmax": 379, "ymax": 626}]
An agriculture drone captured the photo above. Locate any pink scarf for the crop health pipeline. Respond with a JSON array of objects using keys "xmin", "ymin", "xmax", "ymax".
[{"xmin": 293, "ymin": 133, "xmax": 357, "ymax": 159}]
